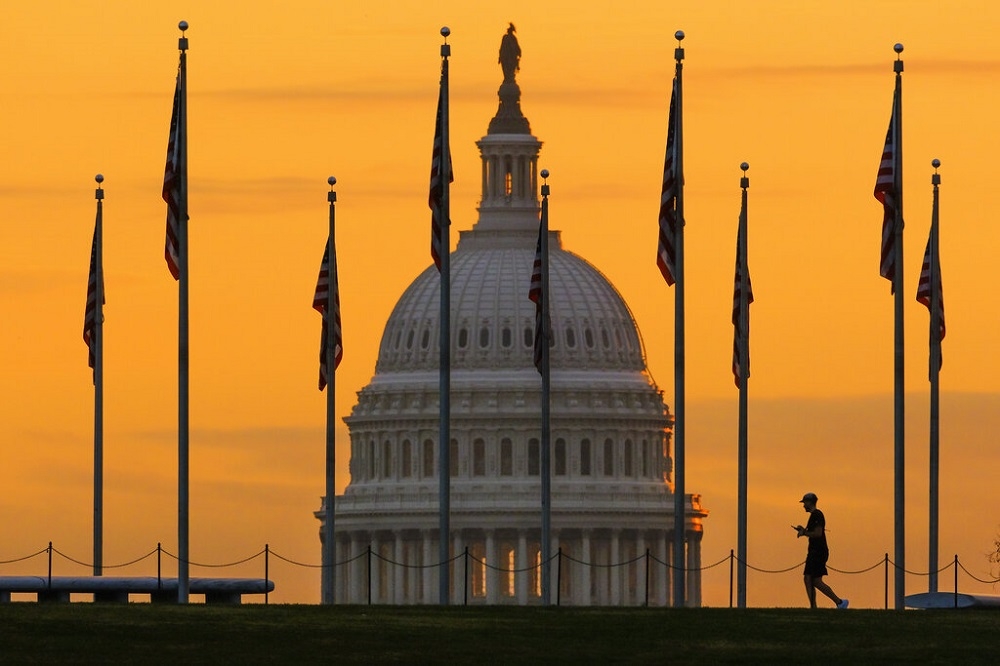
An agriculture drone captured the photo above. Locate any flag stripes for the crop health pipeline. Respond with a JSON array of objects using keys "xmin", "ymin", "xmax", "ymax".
[
  {"xmin": 163, "ymin": 73, "xmax": 183, "ymax": 280},
  {"xmin": 916, "ymin": 234, "xmax": 945, "ymax": 368},
  {"xmin": 428, "ymin": 69, "xmax": 452, "ymax": 272},
  {"xmin": 83, "ymin": 221, "xmax": 104, "ymax": 379},
  {"xmin": 314, "ymin": 242, "xmax": 343, "ymax": 390},
  {"xmin": 529, "ymin": 224, "xmax": 544, "ymax": 372},
  {"xmin": 874, "ymin": 89, "xmax": 899, "ymax": 289},
  {"xmin": 731, "ymin": 218, "xmax": 753, "ymax": 387},
  {"xmin": 657, "ymin": 78, "xmax": 679, "ymax": 286}
]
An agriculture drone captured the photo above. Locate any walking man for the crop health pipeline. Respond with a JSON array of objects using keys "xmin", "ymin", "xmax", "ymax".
[{"xmin": 793, "ymin": 492, "xmax": 848, "ymax": 609}]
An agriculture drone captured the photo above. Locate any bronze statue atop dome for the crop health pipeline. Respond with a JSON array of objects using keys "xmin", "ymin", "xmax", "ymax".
[
  {"xmin": 488, "ymin": 23, "xmax": 531, "ymax": 135},
  {"xmin": 499, "ymin": 23, "xmax": 520, "ymax": 83}
]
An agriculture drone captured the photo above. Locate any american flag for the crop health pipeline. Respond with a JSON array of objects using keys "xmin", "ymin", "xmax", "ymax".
[
  {"xmin": 313, "ymin": 241, "xmax": 343, "ymax": 390},
  {"xmin": 873, "ymin": 90, "xmax": 899, "ymax": 290},
  {"xmin": 656, "ymin": 78, "xmax": 679, "ymax": 286},
  {"xmin": 916, "ymin": 234, "xmax": 945, "ymax": 369},
  {"xmin": 163, "ymin": 72, "xmax": 182, "ymax": 280},
  {"xmin": 731, "ymin": 219, "xmax": 753, "ymax": 387},
  {"xmin": 83, "ymin": 221, "xmax": 104, "ymax": 380},
  {"xmin": 529, "ymin": 222, "xmax": 544, "ymax": 373},
  {"xmin": 428, "ymin": 71, "xmax": 452, "ymax": 272}
]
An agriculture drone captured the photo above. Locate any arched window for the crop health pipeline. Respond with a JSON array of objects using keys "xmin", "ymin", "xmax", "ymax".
[
  {"xmin": 458, "ymin": 328, "xmax": 469, "ymax": 348},
  {"xmin": 623, "ymin": 439, "xmax": 633, "ymax": 477},
  {"xmin": 422, "ymin": 439, "xmax": 434, "ymax": 478},
  {"xmin": 580, "ymin": 439, "xmax": 592, "ymax": 476},
  {"xmin": 501, "ymin": 327, "xmax": 512, "ymax": 348},
  {"xmin": 473, "ymin": 438, "xmax": 486, "ymax": 476},
  {"xmin": 382, "ymin": 441, "xmax": 393, "ymax": 479},
  {"xmin": 401, "ymin": 439, "xmax": 412, "ymax": 478},
  {"xmin": 406, "ymin": 329, "xmax": 415, "ymax": 350},
  {"xmin": 500, "ymin": 438, "xmax": 513, "ymax": 476},
  {"xmin": 420, "ymin": 329, "xmax": 430, "ymax": 349},
  {"xmin": 524, "ymin": 326, "xmax": 533, "ymax": 348},
  {"xmin": 479, "ymin": 326, "xmax": 490, "ymax": 349},
  {"xmin": 555, "ymin": 438, "xmax": 566, "ymax": 476},
  {"xmin": 584, "ymin": 328, "xmax": 595, "ymax": 349},
  {"xmin": 566, "ymin": 327, "xmax": 576, "ymax": 349},
  {"xmin": 450, "ymin": 439, "xmax": 459, "ymax": 477},
  {"xmin": 603, "ymin": 438, "xmax": 614, "ymax": 477},
  {"xmin": 641, "ymin": 440, "xmax": 649, "ymax": 477},
  {"xmin": 528, "ymin": 438, "xmax": 540, "ymax": 476}
]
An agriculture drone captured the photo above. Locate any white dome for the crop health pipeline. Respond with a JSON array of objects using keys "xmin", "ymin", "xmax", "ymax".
[{"xmin": 376, "ymin": 228, "xmax": 646, "ymax": 374}]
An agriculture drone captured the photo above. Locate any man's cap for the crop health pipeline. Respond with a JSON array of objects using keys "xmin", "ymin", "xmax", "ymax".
[{"xmin": 800, "ymin": 492, "xmax": 818, "ymax": 503}]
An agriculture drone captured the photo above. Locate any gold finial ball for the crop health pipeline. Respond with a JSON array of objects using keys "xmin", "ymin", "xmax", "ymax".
[
  {"xmin": 441, "ymin": 26, "xmax": 450, "ymax": 37},
  {"xmin": 540, "ymin": 169, "xmax": 549, "ymax": 179},
  {"xmin": 932, "ymin": 158, "xmax": 940, "ymax": 169},
  {"xmin": 675, "ymin": 30, "xmax": 685, "ymax": 41},
  {"xmin": 179, "ymin": 20, "xmax": 188, "ymax": 32},
  {"xmin": 740, "ymin": 162, "xmax": 749, "ymax": 172},
  {"xmin": 95, "ymin": 174, "xmax": 104, "ymax": 184},
  {"xmin": 328, "ymin": 176, "xmax": 337, "ymax": 186},
  {"xmin": 894, "ymin": 43, "xmax": 903, "ymax": 54}
]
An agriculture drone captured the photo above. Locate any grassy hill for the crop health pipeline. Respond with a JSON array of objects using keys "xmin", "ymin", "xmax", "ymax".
[{"xmin": 1, "ymin": 604, "xmax": 997, "ymax": 664}]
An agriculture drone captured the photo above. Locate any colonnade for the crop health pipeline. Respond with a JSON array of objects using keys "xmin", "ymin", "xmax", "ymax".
[{"xmin": 329, "ymin": 526, "xmax": 703, "ymax": 606}]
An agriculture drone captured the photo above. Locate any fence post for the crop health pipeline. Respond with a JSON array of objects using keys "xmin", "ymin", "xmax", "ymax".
[
  {"xmin": 644, "ymin": 548, "xmax": 650, "ymax": 607},
  {"xmin": 47, "ymin": 542, "xmax": 53, "ymax": 589},
  {"xmin": 367, "ymin": 545, "xmax": 372, "ymax": 606},
  {"xmin": 953, "ymin": 554, "xmax": 959, "ymax": 609},
  {"xmin": 157, "ymin": 542, "xmax": 162, "ymax": 589},
  {"xmin": 729, "ymin": 549, "xmax": 734, "ymax": 609},
  {"xmin": 463, "ymin": 546, "xmax": 469, "ymax": 606},
  {"xmin": 556, "ymin": 547, "xmax": 563, "ymax": 607},
  {"xmin": 884, "ymin": 553, "xmax": 889, "ymax": 610},
  {"xmin": 265, "ymin": 543, "xmax": 270, "ymax": 606}
]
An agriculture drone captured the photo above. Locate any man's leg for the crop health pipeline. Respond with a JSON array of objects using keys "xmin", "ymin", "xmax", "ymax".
[
  {"xmin": 813, "ymin": 577, "xmax": 843, "ymax": 606},
  {"xmin": 803, "ymin": 575, "xmax": 817, "ymax": 609}
]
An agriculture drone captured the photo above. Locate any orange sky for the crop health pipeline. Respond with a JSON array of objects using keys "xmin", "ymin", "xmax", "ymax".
[{"xmin": 2, "ymin": 1, "xmax": 999, "ymax": 607}]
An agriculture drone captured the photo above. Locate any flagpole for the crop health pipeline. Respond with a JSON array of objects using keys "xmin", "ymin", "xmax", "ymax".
[
  {"xmin": 736, "ymin": 163, "xmax": 750, "ymax": 608},
  {"xmin": 437, "ymin": 26, "xmax": 452, "ymax": 605},
  {"xmin": 928, "ymin": 159, "xmax": 942, "ymax": 593},
  {"xmin": 176, "ymin": 20, "xmax": 190, "ymax": 605},
  {"xmin": 891, "ymin": 43, "xmax": 905, "ymax": 610},
  {"xmin": 539, "ymin": 170, "xmax": 552, "ymax": 605},
  {"xmin": 93, "ymin": 174, "xmax": 105, "ymax": 578},
  {"xmin": 323, "ymin": 176, "xmax": 338, "ymax": 604},
  {"xmin": 671, "ymin": 29, "xmax": 687, "ymax": 608}
]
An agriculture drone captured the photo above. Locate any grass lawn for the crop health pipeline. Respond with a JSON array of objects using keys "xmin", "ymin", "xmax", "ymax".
[{"xmin": 1, "ymin": 604, "xmax": 997, "ymax": 664}]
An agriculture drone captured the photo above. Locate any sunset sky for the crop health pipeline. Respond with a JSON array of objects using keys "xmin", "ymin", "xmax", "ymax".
[{"xmin": 2, "ymin": 1, "xmax": 999, "ymax": 607}]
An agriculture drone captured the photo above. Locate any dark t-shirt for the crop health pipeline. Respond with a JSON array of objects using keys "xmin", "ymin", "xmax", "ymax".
[{"xmin": 806, "ymin": 509, "xmax": 829, "ymax": 554}]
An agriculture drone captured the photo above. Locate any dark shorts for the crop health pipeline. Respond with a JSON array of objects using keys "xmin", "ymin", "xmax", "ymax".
[{"xmin": 804, "ymin": 551, "xmax": 829, "ymax": 577}]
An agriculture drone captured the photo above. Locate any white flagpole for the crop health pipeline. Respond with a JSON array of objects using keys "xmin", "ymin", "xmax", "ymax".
[
  {"xmin": 736, "ymin": 163, "xmax": 750, "ymax": 608},
  {"xmin": 891, "ymin": 43, "xmax": 905, "ymax": 610},
  {"xmin": 437, "ymin": 26, "xmax": 453, "ymax": 605},
  {"xmin": 671, "ymin": 29, "xmax": 687, "ymax": 608},
  {"xmin": 539, "ymin": 170, "xmax": 552, "ymax": 605},
  {"xmin": 93, "ymin": 174, "xmax": 105, "ymax": 578},
  {"xmin": 928, "ymin": 159, "xmax": 942, "ymax": 593},
  {"xmin": 176, "ymin": 20, "xmax": 191, "ymax": 604},
  {"xmin": 323, "ymin": 176, "xmax": 338, "ymax": 604}
]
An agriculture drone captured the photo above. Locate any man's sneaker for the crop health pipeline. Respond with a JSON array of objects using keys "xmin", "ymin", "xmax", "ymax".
[{"xmin": 837, "ymin": 599, "xmax": 849, "ymax": 609}]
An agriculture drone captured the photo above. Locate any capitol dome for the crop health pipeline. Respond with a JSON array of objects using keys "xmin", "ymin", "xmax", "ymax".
[{"xmin": 317, "ymin": 27, "xmax": 706, "ymax": 606}]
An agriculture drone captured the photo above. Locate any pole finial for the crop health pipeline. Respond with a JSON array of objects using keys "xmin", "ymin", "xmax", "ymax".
[
  {"xmin": 540, "ymin": 169, "xmax": 550, "ymax": 196},
  {"xmin": 894, "ymin": 42, "xmax": 904, "ymax": 55},
  {"xmin": 328, "ymin": 176, "xmax": 337, "ymax": 188},
  {"xmin": 931, "ymin": 158, "xmax": 940, "ymax": 171},
  {"xmin": 674, "ymin": 30, "xmax": 685, "ymax": 62},
  {"xmin": 740, "ymin": 163, "xmax": 749, "ymax": 188},
  {"xmin": 328, "ymin": 176, "xmax": 337, "ymax": 203},
  {"xmin": 675, "ymin": 30, "xmax": 685, "ymax": 43},
  {"xmin": 441, "ymin": 26, "xmax": 451, "ymax": 57},
  {"xmin": 931, "ymin": 159, "xmax": 941, "ymax": 185},
  {"xmin": 178, "ymin": 20, "xmax": 189, "ymax": 51},
  {"xmin": 740, "ymin": 162, "xmax": 749, "ymax": 172},
  {"xmin": 95, "ymin": 173, "xmax": 104, "ymax": 185},
  {"xmin": 540, "ymin": 169, "xmax": 549, "ymax": 180},
  {"xmin": 95, "ymin": 174, "xmax": 104, "ymax": 200}
]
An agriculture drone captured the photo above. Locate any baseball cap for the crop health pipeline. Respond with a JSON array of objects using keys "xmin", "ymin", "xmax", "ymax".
[{"xmin": 800, "ymin": 492, "xmax": 818, "ymax": 503}]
